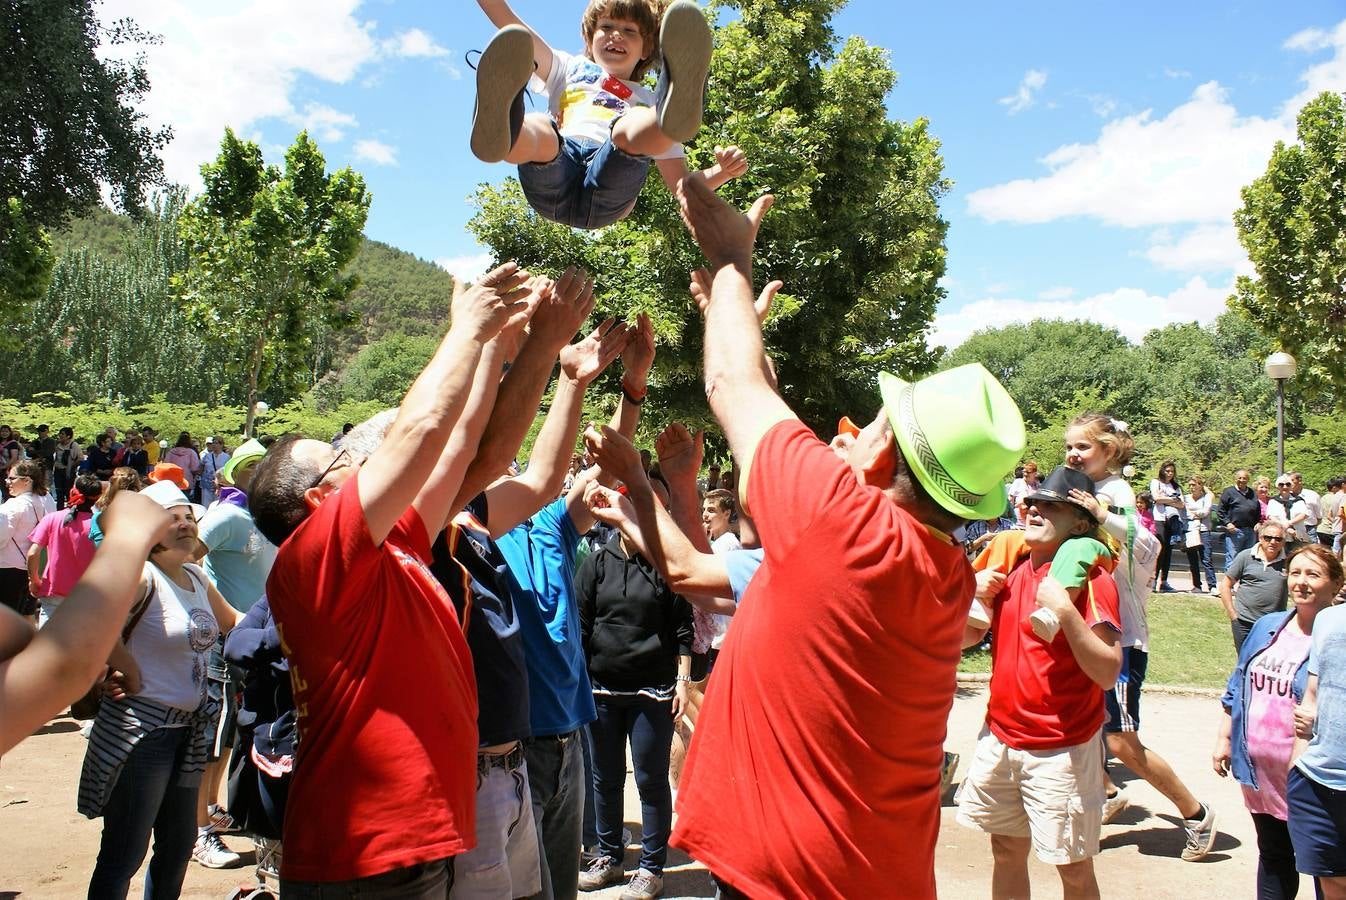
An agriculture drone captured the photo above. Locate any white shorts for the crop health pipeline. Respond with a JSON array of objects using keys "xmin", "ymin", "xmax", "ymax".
[{"xmin": 955, "ymin": 727, "xmax": 1105, "ymax": 865}]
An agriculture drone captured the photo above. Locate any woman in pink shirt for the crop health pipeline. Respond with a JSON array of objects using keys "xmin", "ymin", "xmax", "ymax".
[
  {"xmin": 162, "ymin": 433, "xmax": 202, "ymax": 495},
  {"xmin": 1213, "ymin": 544, "xmax": 1343, "ymax": 898},
  {"xmin": 27, "ymin": 474, "xmax": 103, "ymax": 626}
]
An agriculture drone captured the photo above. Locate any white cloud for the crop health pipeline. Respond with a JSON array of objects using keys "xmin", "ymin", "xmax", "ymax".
[
  {"xmin": 1164, "ymin": 67, "xmax": 1192, "ymax": 79},
  {"xmin": 999, "ymin": 69, "xmax": 1048, "ymax": 115},
  {"xmin": 1083, "ymin": 94, "xmax": 1117, "ymax": 118},
  {"xmin": 1282, "ymin": 19, "xmax": 1346, "ymax": 114},
  {"xmin": 96, "ymin": 0, "xmax": 379, "ymax": 189},
  {"xmin": 930, "ymin": 277, "xmax": 1231, "ymax": 350},
  {"xmin": 353, "ymin": 138, "xmax": 398, "ymax": 166},
  {"xmin": 290, "ymin": 102, "xmax": 358, "ymax": 142},
  {"xmin": 1144, "ymin": 223, "xmax": 1254, "ymax": 275},
  {"xmin": 383, "ymin": 28, "xmax": 449, "ymax": 59},
  {"xmin": 436, "ymin": 252, "xmax": 494, "ymax": 283},
  {"xmin": 968, "ymin": 82, "xmax": 1291, "ymax": 227}
]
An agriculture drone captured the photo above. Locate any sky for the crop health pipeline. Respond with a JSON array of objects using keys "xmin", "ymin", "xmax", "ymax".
[{"xmin": 96, "ymin": 0, "xmax": 1346, "ymax": 352}]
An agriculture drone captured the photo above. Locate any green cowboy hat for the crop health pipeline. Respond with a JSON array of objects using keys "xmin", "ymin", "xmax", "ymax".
[
  {"xmin": 878, "ymin": 363, "xmax": 1026, "ymax": 520},
  {"xmin": 220, "ymin": 438, "xmax": 268, "ymax": 486}
]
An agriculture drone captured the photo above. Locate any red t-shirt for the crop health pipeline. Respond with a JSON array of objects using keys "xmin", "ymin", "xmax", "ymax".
[
  {"xmin": 267, "ymin": 472, "xmax": 478, "ymax": 881},
  {"xmin": 986, "ymin": 556, "xmax": 1121, "ymax": 750},
  {"xmin": 671, "ymin": 420, "xmax": 975, "ymax": 900}
]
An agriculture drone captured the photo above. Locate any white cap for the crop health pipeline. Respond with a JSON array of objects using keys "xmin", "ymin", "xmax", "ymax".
[{"xmin": 141, "ymin": 480, "xmax": 207, "ymax": 522}]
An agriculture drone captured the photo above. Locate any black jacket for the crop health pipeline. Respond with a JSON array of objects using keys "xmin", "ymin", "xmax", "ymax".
[{"xmin": 575, "ymin": 533, "xmax": 694, "ymax": 692}]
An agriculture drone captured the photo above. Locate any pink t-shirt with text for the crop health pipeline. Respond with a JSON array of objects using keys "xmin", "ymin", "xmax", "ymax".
[{"xmin": 1243, "ymin": 625, "xmax": 1313, "ymax": 819}]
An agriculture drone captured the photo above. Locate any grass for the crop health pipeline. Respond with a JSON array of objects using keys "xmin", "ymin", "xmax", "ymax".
[{"xmin": 958, "ymin": 590, "xmax": 1236, "ymax": 690}]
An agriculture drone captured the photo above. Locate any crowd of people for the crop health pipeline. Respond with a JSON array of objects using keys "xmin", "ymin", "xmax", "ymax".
[{"xmin": 3, "ymin": 1, "xmax": 1346, "ymax": 899}]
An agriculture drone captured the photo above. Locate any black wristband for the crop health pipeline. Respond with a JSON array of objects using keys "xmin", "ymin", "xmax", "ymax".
[{"xmin": 621, "ymin": 383, "xmax": 646, "ymax": 406}]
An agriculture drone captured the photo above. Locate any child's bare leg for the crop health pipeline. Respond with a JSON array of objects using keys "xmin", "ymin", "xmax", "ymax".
[
  {"xmin": 612, "ymin": 108, "xmax": 675, "ymax": 158},
  {"xmin": 505, "ymin": 113, "xmax": 561, "ymax": 165}
]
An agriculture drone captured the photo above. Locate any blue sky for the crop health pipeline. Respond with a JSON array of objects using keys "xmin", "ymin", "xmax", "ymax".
[{"xmin": 100, "ymin": 0, "xmax": 1346, "ymax": 350}]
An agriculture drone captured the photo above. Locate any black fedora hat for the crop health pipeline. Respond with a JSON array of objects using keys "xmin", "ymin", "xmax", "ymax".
[{"xmin": 1024, "ymin": 466, "xmax": 1096, "ymax": 512}]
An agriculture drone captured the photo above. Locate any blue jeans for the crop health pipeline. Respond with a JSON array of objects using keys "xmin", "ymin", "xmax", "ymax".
[
  {"xmin": 590, "ymin": 693, "xmax": 674, "ymax": 875},
  {"xmin": 88, "ymin": 726, "xmax": 201, "ymax": 900},
  {"xmin": 1200, "ymin": 531, "xmax": 1218, "ymax": 588},
  {"xmin": 1224, "ymin": 526, "xmax": 1257, "ymax": 572},
  {"xmin": 524, "ymin": 731, "xmax": 586, "ymax": 900},
  {"xmin": 517, "ymin": 129, "xmax": 651, "ymax": 230}
]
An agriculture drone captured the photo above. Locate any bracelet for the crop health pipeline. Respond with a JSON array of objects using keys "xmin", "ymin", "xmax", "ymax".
[
  {"xmin": 621, "ymin": 382, "xmax": 647, "ymax": 406},
  {"xmin": 675, "ymin": 674, "xmax": 693, "ymax": 683}
]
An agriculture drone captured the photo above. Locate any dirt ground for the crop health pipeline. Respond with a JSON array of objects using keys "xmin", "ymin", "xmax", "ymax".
[{"xmin": 2, "ymin": 684, "xmax": 1253, "ymax": 898}]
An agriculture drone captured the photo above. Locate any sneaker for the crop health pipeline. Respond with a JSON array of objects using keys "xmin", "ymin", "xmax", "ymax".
[
  {"xmin": 1181, "ymin": 802, "xmax": 1217, "ymax": 861},
  {"xmin": 1210, "ymin": 586, "xmax": 1221, "ymax": 596},
  {"xmin": 578, "ymin": 855, "xmax": 624, "ymax": 891},
  {"xmin": 470, "ymin": 25, "xmax": 534, "ymax": 163},
  {"xmin": 621, "ymin": 868, "xmax": 664, "ymax": 900},
  {"xmin": 1159, "ymin": 582, "xmax": 1177, "ymax": 593},
  {"xmin": 939, "ymin": 751, "xmax": 960, "ymax": 795},
  {"xmin": 193, "ymin": 831, "xmax": 242, "ymax": 869},
  {"xmin": 652, "ymin": 0, "xmax": 713, "ymax": 143},
  {"xmin": 206, "ymin": 803, "xmax": 239, "ymax": 834},
  {"xmin": 1101, "ymin": 790, "xmax": 1128, "ymax": 825}
]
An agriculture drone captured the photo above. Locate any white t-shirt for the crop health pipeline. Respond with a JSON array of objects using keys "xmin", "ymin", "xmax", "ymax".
[
  {"xmin": 1267, "ymin": 497, "xmax": 1311, "ymax": 542},
  {"xmin": 128, "ymin": 562, "xmax": 219, "ymax": 712},
  {"xmin": 1300, "ymin": 488, "xmax": 1322, "ymax": 528},
  {"xmin": 537, "ymin": 49, "xmax": 685, "ymax": 160},
  {"xmin": 709, "ymin": 530, "xmax": 742, "ymax": 650},
  {"xmin": 1095, "ymin": 473, "xmax": 1158, "ymax": 650}
]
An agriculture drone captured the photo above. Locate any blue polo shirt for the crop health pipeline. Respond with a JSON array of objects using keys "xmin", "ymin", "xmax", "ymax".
[{"xmin": 497, "ymin": 498, "xmax": 595, "ymax": 736}]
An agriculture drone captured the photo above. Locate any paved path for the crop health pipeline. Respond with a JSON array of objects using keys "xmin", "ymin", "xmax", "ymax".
[{"xmin": 1, "ymin": 686, "xmax": 1253, "ymax": 898}]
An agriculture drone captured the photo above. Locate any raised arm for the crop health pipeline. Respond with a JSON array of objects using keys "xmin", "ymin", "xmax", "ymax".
[
  {"xmin": 358, "ymin": 262, "xmax": 529, "ymax": 546},
  {"xmin": 656, "ymin": 145, "xmax": 749, "ymax": 193},
  {"xmin": 485, "ymin": 315, "xmax": 629, "ymax": 538},
  {"xmin": 0, "ymin": 491, "xmax": 172, "ymax": 755},
  {"xmin": 675, "ymin": 175, "xmax": 793, "ymax": 516},
  {"xmin": 476, "ymin": 0, "xmax": 555, "ymax": 80},
  {"xmin": 454, "ymin": 268, "xmax": 595, "ymax": 512}
]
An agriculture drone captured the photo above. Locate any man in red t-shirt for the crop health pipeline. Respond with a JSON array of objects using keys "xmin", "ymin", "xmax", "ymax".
[
  {"xmin": 665, "ymin": 178, "xmax": 1027, "ymax": 898},
  {"xmin": 247, "ymin": 264, "xmax": 532, "ymax": 892},
  {"xmin": 957, "ymin": 465, "xmax": 1124, "ymax": 899}
]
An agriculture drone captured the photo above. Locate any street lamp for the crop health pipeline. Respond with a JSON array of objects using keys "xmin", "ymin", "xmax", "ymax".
[{"xmin": 1264, "ymin": 352, "xmax": 1297, "ymax": 476}]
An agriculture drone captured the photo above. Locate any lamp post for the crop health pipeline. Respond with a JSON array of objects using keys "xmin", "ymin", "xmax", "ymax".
[{"xmin": 1264, "ymin": 352, "xmax": 1297, "ymax": 477}]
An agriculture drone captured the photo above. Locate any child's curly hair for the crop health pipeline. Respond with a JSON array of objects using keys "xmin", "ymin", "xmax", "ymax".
[{"xmin": 581, "ymin": 0, "xmax": 663, "ymax": 81}]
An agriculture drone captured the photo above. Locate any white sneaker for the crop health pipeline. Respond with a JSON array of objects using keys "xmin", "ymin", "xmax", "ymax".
[
  {"xmin": 621, "ymin": 868, "xmax": 664, "ymax": 900},
  {"xmin": 193, "ymin": 831, "xmax": 242, "ymax": 869},
  {"xmin": 1182, "ymin": 802, "xmax": 1218, "ymax": 861},
  {"xmin": 1101, "ymin": 790, "xmax": 1129, "ymax": 825}
]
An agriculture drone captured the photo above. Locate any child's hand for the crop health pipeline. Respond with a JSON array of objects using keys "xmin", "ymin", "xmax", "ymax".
[{"xmin": 713, "ymin": 145, "xmax": 747, "ymax": 181}]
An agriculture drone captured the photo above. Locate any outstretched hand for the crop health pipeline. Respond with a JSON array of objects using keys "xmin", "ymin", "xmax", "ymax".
[
  {"xmin": 583, "ymin": 423, "xmax": 646, "ymax": 488},
  {"xmin": 585, "ymin": 481, "xmax": 637, "ymax": 531},
  {"xmin": 690, "ymin": 269, "xmax": 782, "ymax": 321},
  {"xmin": 675, "ymin": 175, "xmax": 773, "ymax": 270},
  {"xmin": 529, "ymin": 267, "xmax": 597, "ymax": 351},
  {"xmin": 620, "ymin": 313, "xmax": 656, "ymax": 385},
  {"xmin": 453, "ymin": 261, "xmax": 533, "ymax": 342},
  {"xmin": 655, "ymin": 422, "xmax": 703, "ymax": 485},
  {"xmin": 560, "ymin": 318, "xmax": 629, "ymax": 385}
]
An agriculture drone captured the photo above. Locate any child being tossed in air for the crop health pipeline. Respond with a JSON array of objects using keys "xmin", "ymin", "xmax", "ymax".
[{"xmin": 471, "ymin": 0, "xmax": 747, "ymax": 230}]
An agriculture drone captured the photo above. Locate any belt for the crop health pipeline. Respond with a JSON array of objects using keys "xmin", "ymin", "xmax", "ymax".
[
  {"xmin": 530, "ymin": 729, "xmax": 580, "ymax": 746},
  {"xmin": 477, "ymin": 742, "xmax": 526, "ymax": 776}
]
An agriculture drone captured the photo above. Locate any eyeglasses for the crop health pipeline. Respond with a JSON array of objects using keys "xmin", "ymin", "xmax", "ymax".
[
  {"xmin": 310, "ymin": 448, "xmax": 352, "ymax": 489},
  {"xmin": 1262, "ymin": 535, "xmax": 1285, "ymax": 542}
]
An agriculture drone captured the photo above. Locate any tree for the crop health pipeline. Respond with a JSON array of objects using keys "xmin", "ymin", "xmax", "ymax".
[
  {"xmin": 469, "ymin": 0, "xmax": 950, "ymax": 433},
  {"xmin": 0, "ymin": 198, "xmax": 54, "ymax": 348},
  {"xmin": 175, "ymin": 130, "xmax": 371, "ymax": 435},
  {"xmin": 0, "ymin": 190, "xmax": 221, "ymax": 405},
  {"xmin": 1233, "ymin": 91, "xmax": 1346, "ymax": 397},
  {"xmin": 0, "ymin": 1, "xmax": 170, "ymax": 227}
]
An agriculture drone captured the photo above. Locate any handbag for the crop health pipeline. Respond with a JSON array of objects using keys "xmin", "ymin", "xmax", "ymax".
[
  {"xmin": 68, "ymin": 581, "xmax": 155, "ymax": 719},
  {"xmin": 1184, "ymin": 522, "xmax": 1204, "ymax": 549}
]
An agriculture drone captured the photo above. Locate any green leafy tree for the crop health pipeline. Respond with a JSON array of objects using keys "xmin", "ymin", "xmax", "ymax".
[
  {"xmin": 1233, "ymin": 91, "xmax": 1346, "ymax": 395},
  {"xmin": 0, "ymin": 190, "xmax": 222, "ymax": 404},
  {"xmin": 0, "ymin": 198, "xmax": 54, "ymax": 348},
  {"xmin": 175, "ymin": 129, "xmax": 371, "ymax": 435},
  {"xmin": 469, "ymin": 0, "xmax": 950, "ymax": 433},
  {"xmin": 0, "ymin": 1, "xmax": 169, "ymax": 226}
]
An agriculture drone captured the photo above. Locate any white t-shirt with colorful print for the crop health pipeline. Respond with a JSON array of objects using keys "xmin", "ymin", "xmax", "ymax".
[{"xmin": 536, "ymin": 49, "xmax": 685, "ymax": 161}]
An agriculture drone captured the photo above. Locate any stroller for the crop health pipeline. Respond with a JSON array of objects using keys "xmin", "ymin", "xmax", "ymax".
[{"xmin": 222, "ymin": 596, "xmax": 294, "ymax": 900}]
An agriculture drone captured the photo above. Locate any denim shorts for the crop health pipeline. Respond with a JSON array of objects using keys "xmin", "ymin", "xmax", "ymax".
[
  {"xmin": 517, "ymin": 124, "xmax": 651, "ymax": 230},
  {"xmin": 1287, "ymin": 767, "xmax": 1346, "ymax": 876}
]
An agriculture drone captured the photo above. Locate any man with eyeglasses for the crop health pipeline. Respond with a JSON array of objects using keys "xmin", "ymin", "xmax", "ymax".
[
  {"xmin": 245, "ymin": 263, "xmax": 532, "ymax": 895},
  {"xmin": 1220, "ymin": 522, "xmax": 1290, "ymax": 652}
]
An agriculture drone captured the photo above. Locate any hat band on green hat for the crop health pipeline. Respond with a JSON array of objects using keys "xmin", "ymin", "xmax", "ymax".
[{"xmin": 897, "ymin": 385, "xmax": 984, "ymax": 510}]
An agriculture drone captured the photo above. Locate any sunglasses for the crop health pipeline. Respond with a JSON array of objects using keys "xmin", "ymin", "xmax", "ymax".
[
  {"xmin": 310, "ymin": 448, "xmax": 353, "ymax": 489},
  {"xmin": 1262, "ymin": 535, "xmax": 1285, "ymax": 542}
]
